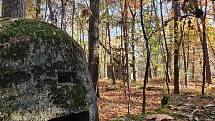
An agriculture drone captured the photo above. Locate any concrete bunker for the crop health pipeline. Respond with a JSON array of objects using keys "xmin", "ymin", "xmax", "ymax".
[{"xmin": 0, "ymin": 19, "xmax": 97, "ymax": 121}]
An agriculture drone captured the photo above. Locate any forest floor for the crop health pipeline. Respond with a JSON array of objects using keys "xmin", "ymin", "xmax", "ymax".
[{"xmin": 98, "ymin": 78, "xmax": 215, "ymax": 121}]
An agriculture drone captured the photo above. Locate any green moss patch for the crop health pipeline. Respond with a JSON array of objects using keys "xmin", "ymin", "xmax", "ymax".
[{"xmin": 0, "ymin": 19, "xmax": 72, "ymax": 43}]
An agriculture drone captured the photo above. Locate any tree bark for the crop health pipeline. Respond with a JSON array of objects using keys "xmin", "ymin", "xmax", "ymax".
[
  {"xmin": 192, "ymin": 47, "xmax": 195, "ymax": 79},
  {"xmin": 60, "ymin": 0, "xmax": 66, "ymax": 30},
  {"xmin": 2, "ymin": 0, "xmax": 25, "ymax": 18},
  {"xmin": 71, "ymin": 1, "xmax": 75, "ymax": 39},
  {"xmin": 201, "ymin": 0, "xmax": 211, "ymax": 95},
  {"xmin": 107, "ymin": 22, "xmax": 116, "ymax": 85},
  {"xmin": 201, "ymin": 5, "xmax": 212, "ymax": 85},
  {"xmin": 36, "ymin": 0, "xmax": 41, "ymax": 18},
  {"xmin": 173, "ymin": 0, "xmax": 180, "ymax": 94},
  {"xmin": 182, "ymin": 40, "xmax": 188, "ymax": 86},
  {"xmin": 47, "ymin": 0, "xmax": 57, "ymax": 25},
  {"xmin": 140, "ymin": 0, "xmax": 150, "ymax": 113},
  {"xmin": 88, "ymin": 0, "xmax": 100, "ymax": 120},
  {"xmin": 159, "ymin": 0, "xmax": 170, "ymax": 94},
  {"xmin": 88, "ymin": 0, "xmax": 100, "ymax": 97},
  {"xmin": 129, "ymin": 5, "xmax": 137, "ymax": 82},
  {"xmin": 123, "ymin": 0, "xmax": 130, "ymax": 115}
]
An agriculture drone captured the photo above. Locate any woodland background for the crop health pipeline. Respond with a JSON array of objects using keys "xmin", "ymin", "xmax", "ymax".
[{"xmin": 1, "ymin": 0, "xmax": 215, "ymax": 120}]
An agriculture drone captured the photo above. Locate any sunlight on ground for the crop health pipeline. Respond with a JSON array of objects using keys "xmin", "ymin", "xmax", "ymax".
[{"xmin": 98, "ymin": 78, "xmax": 215, "ymax": 120}]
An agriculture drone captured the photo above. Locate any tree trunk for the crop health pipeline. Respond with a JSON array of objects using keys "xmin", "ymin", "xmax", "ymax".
[
  {"xmin": 187, "ymin": 44, "xmax": 190, "ymax": 83},
  {"xmin": 201, "ymin": 20, "xmax": 212, "ymax": 85},
  {"xmin": 107, "ymin": 23, "xmax": 116, "ymax": 85},
  {"xmin": 88, "ymin": 0, "xmax": 99, "ymax": 120},
  {"xmin": 2, "ymin": 0, "xmax": 25, "ymax": 18},
  {"xmin": 159, "ymin": 0, "xmax": 170, "ymax": 94},
  {"xmin": 120, "ymin": 23, "xmax": 126, "ymax": 96},
  {"xmin": 195, "ymin": 0, "xmax": 211, "ymax": 95},
  {"xmin": 45, "ymin": 0, "xmax": 48, "ymax": 20},
  {"xmin": 192, "ymin": 48, "xmax": 195, "ymax": 79},
  {"xmin": 88, "ymin": 0, "xmax": 100, "ymax": 97},
  {"xmin": 140, "ymin": 0, "xmax": 150, "ymax": 113},
  {"xmin": 47, "ymin": 0, "xmax": 57, "ymax": 25},
  {"xmin": 103, "ymin": 24, "xmax": 108, "ymax": 78},
  {"xmin": 71, "ymin": 1, "xmax": 75, "ymax": 39},
  {"xmin": 123, "ymin": 0, "xmax": 131, "ymax": 115},
  {"xmin": 201, "ymin": 0, "xmax": 211, "ymax": 95},
  {"xmin": 36, "ymin": 0, "xmax": 41, "ymax": 18},
  {"xmin": 182, "ymin": 40, "xmax": 188, "ymax": 86},
  {"xmin": 60, "ymin": 0, "xmax": 66, "ymax": 30},
  {"xmin": 129, "ymin": 6, "xmax": 137, "ymax": 82},
  {"xmin": 173, "ymin": 0, "xmax": 180, "ymax": 94}
]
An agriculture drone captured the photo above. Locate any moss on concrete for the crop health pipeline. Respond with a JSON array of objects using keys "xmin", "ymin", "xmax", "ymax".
[
  {"xmin": 0, "ymin": 19, "xmax": 94, "ymax": 120},
  {"xmin": 0, "ymin": 19, "xmax": 71, "ymax": 43},
  {"xmin": 0, "ymin": 19, "xmax": 77, "ymax": 60},
  {"xmin": 52, "ymin": 84, "xmax": 87, "ymax": 110}
]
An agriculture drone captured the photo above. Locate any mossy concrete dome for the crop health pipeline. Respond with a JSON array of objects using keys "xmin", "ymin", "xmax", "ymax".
[{"xmin": 0, "ymin": 19, "xmax": 97, "ymax": 121}]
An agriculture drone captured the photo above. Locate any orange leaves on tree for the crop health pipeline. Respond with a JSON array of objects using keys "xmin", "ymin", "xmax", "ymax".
[{"xmin": 128, "ymin": 0, "xmax": 139, "ymax": 10}]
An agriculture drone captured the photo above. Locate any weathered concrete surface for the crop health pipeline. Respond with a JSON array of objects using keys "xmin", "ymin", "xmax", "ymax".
[{"xmin": 0, "ymin": 19, "xmax": 97, "ymax": 121}]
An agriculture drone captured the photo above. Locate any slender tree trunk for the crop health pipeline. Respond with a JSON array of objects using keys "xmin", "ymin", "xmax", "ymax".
[
  {"xmin": 192, "ymin": 47, "xmax": 195, "ymax": 79},
  {"xmin": 2, "ymin": 0, "xmax": 25, "ymax": 18},
  {"xmin": 201, "ymin": 0, "xmax": 210, "ymax": 95},
  {"xmin": 159, "ymin": 0, "xmax": 170, "ymax": 94},
  {"xmin": 45, "ymin": 0, "xmax": 48, "ymax": 21},
  {"xmin": 123, "ymin": 0, "xmax": 130, "ymax": 115},
  {"xmin": 149, "ymin": 64, "xmax": 152, "ymax": 79},
  {"xmin": 107, "ymin": 23, "xmax": 116, "ymax": 85},
  {"xmin": 104, "ymin": 25, "xmax": 107, "ymax": 78},
  {"xmin": 187, "ymin": 44, "xmax": 190, "ymax": 82},
  {"xmin": 102, "ymin": 23, "xmax": 107, "ymax": 78},
  {"xmin": 173, "ymin": 0, "xmax": 180, "ymax": 94},
  {"xmin": 129, "ymin": 7, "xmax": 137, "ymax": 82},
  {"xmin": 71, "ymin": 1, "xmax": 75, "ymax": 38},
  {"xmin": 140, "ymin": 0, "xmax": 150, "ymax": 113},
  {"xmin": 47, "ymin": 0, "xmax": 57, "ymax": 25},
  {"xmin": 201, "ymin": 2, "xmax": 212, "ymax": 85},
  {"xmin": 120, "ymin": 23, "xmax": 126, "ymax": 96},
  {"xmin": 182, "ymin": 40, "xmax": 188, "ymax": 86},
  {"xmin": 36, "ymin": 0, "xmax": 41, "ymax": 18},
  {"xmin": 60, "ymin": 0, "xmax": 66, "ymax": 30}
]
